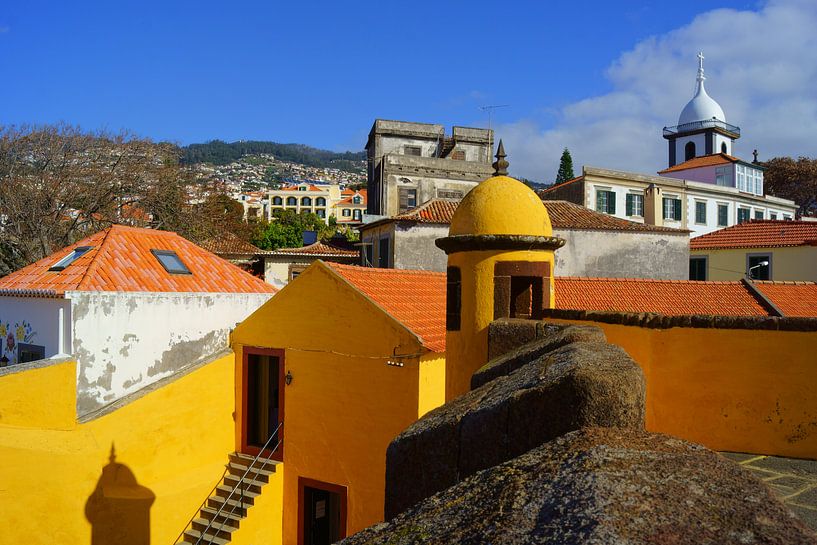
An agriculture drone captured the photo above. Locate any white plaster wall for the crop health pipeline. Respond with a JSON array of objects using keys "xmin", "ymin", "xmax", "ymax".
[
  {"xmin": 68, "ymin": 291, "xmax": 273, "ymax": 416},
  {"xmin": 380, "ymin": 137, "xmax": 439, "ymax": 158},
  {"xmin": 553, "ymin": 229, "xmax": 689, "ymax": 280},
  {"xmin": 714, "ymin": 133, "xmax": 733, "ymax": 155},
  {"xmin": 0, "ymin": 296, "xmax": 68, "ymax": 365}
]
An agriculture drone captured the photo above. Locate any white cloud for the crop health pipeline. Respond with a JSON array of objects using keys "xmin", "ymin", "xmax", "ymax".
[{"xmin": 498, "ymin": 0, "xmax": 817, "ymax": 183}]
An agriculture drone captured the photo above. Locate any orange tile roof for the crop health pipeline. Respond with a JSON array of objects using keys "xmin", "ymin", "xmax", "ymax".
[
  {"xmin": 754, "ymin": 282, "xmax": 817, "ymax": 318},
  {"xmin": 337, "ymin": 189, "xmax": 367, "ymax": 206},
  {"xmin": 690, "ymin": 220, "xmax": 817, "ymax": 250},
  {"xmin": 0, "ymin": 225, "xmax": 276, "ymax": 295},
  {"xmin": 328, "ymin": 263, "xmax": 446, "ymax": 352},
  {"xmin": 199, "ymin": 231, "xmax": 274, "ymax": 256},
  {"xmin": 658, "ymin": 153, "xmax": 739, "ymax": 174},
  {"xmin": 367, "ymin": 198, "xmax": 685, "ymax": 233},
  {"xmin": 281, "ymin": 184, "xmax": 323, "ymax": 192},
  {"xmin": 271, "ymin": 241, "xmax": 359, "ymax": 257},
  {"xmin": 539, "ymin": 175, "xmax": 584, "ymax": 194},
  {"xmin": 544, "ymin": 201, "xmax": 687, "ymax": 233},
  {"xmin": 392, "ymin": 199, "xmax": 459, "ymax": 224},
  {"xmin": 554, "ymin": 277, "xmax": 768, "ymax": 316}
]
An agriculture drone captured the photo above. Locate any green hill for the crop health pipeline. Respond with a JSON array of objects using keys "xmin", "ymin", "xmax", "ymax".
[{"xmin": 181, "ymin": 140, "xmax": 366, "ymax": 172}]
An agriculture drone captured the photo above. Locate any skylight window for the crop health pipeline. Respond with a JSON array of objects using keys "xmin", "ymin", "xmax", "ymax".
[
  {"xmin": 49, "ymin": 246, "xmax": 93, "ymax": 272},
  {"xmin": 151, "ymin": 249, "xmax": 192, "ymax": 275}
]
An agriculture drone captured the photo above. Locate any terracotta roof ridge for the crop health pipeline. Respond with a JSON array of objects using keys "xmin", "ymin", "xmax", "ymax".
[
  {"xmin": 76, "ymin": 226, "xmax": 116, "ymax": 291},
  {"xmin": 541, "ymin": 176, "xmax": 583, "ymax": 193},
  {"xmin": 328, "ymin": 263, "xmax": 444, "ymax": 277},
  {"xmin": 557, "ymin": 276, "xmax": 744, "ymax": 285}
]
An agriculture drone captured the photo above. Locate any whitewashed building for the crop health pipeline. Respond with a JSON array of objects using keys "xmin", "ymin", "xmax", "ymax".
[
  {"xmin": 0, "ymin": 225, "xmax": 276, "ymax": 417},
  {"xmin": 543, "ymin": 53, "xmax": 797, "ymax": 237}
]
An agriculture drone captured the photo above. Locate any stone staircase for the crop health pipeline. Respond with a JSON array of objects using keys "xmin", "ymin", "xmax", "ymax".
[
  {"xmin": 177, "ymin": 452, "xmax": 279, "ymax": 545},
  {"xmin": 438, "ymin": 137, "xmax": 456, "ymax": 158}
]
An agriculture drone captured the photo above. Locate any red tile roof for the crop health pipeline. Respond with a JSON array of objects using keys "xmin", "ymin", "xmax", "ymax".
[
  {"xmin": 690, "ymin": 220, "xmax": 817, "ymax": 250},
  {"xmin": 328, "ymin": 263, "xmax": 446, "ymax": 352},
  {"xmin": 199, "ymin": 232, "xmax": 274, "ymax": 256},
  {"xmin": 544, "ymin": 201, "xmax": 687, "ymax": 233},
  {"xmin": 337, "ymin": 189, "xmax": 367, "ymax": 206},
  {"xmin": 658, "ymin": 153, "xmax": 739, "ymax": 174},
  {"xmin": 392, "ymin": 199, "xmax": 459, "ymax": 224},
  {"xmin": 367, "ymin": 198, "xmax": 685, "ymax": 233},
  {"xmin": 754, "ymin": 282, "xmax": 817, "ymax": 318},
  {"xmin": 281, "ymin": 184, "xmax": 323, "ymax": 192},
  {"xmin": 0, "ymin": 225, "xmax": 276, "ymax": 295},
  {"xmin": 539, "ymin": 176, "xmax": 584, "ymax": 194},
  {"xmin": 554, "ymin": 277, "xmax": 768, "ymax": 316},
  {"xmin": 271, "ymin": 241, "xmax": 359, "ymax": 257}
]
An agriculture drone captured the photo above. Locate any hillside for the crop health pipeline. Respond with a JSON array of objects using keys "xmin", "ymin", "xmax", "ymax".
[{"xmin": 181, "ymin": 140, "xmax": 366, "ymax": 173}]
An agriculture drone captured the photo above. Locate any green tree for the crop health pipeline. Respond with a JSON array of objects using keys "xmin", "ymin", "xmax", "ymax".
[
  {"xmin": 252, "ymin": 209, "xmax": 334, "ymax": 250},
  {"xmin": 763, "ymin": 156, "xmax": 817, "ymax": 217},
  {"xmin": 555, "ymin": 147, "xmax": 575, "ymax": 184}
]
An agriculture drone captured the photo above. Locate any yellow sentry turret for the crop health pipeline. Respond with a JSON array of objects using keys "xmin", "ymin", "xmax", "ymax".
[{"xmin": 436, "ymin": 141, "xmax": 564, "ymax": 400}]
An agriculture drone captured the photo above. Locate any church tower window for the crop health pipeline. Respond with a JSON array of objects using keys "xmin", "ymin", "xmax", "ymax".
[{"xmin": 685, "ymin": 141, "xmax": 696, "ymax": 161}]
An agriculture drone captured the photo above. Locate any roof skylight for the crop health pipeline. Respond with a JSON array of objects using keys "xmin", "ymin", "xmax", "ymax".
[
  {"xmin": 151, "ymin": 249, "xmax": 192, "ymax": 275},
  {"xmin": 49, "ymin": 246, "xmax": 93, "ymax": 272}
]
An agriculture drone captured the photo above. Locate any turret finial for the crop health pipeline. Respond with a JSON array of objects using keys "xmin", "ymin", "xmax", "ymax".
[
  {"xmin": 492, "ymin": 140, "xmax": 509, "ymax": 176},
  {"xmin": 697, "ymin": 51, "xmax": 706, "ymax": 82}
]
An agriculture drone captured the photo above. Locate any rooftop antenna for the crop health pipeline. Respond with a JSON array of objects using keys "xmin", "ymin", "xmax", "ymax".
[
  {"xmin": 479, "ymin": 104, "xmax": 509, "ymax": 133},
  {"xmin": 479, "ymin": 104, "xmax": 509, "ymax": 161}
]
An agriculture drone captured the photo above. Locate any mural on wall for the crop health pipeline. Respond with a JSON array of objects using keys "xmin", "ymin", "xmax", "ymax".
[{"xmin": 0, "ymin": 320, "xmax": 37, "ymax": 366}]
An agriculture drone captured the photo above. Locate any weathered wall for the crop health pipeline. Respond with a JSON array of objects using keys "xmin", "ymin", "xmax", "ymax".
[
  {"xmin": 692, "ymin": 245, "xmax": 817, "ymax": 281},
  {"xmin": 69, "ymin": 291, "xmax": 273, "ymax": 416},
  {"xmin": 394, "ymin": 224, "xmax": 449, "ymax": 272},
  {"xmin": 499, "ymin": 316, "xmax": 817, "ymax": 459},
  {"xmin": 553, "ymin": 229, "xmax": 689, "ymax": 279},
  {"xmin": 0, "ymin": 295, "xmax": 68, "ymax": 365},
  {"xmin": 0, "ymin": 351, "xmax": 240, "ymax": 545},
  {"xmin": 231, "ymin": 262, "xmax": 445, "ymax": 542}
]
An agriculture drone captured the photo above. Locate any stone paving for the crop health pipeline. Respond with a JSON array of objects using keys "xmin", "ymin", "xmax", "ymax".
[{"xmin": 721, "ymin": 452, "xmax": 817, "ymax": 530}]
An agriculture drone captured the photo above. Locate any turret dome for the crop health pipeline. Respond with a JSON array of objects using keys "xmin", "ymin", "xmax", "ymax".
[{"xmin": 678, "ymin": 52, "xmax": 726, "ymax": 126}]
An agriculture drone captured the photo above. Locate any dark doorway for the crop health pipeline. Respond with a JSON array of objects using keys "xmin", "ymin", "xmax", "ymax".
[
  {"xmin": 493, "ymin": 261, "xmax": 550, "ymax": 320},
  {"xmin": 242, "ymin": 348, "xmax": 284, "ymax": 460},
  {"xmin": 299, "ymin": 478, "xmax": 347, "ymax": 545}
]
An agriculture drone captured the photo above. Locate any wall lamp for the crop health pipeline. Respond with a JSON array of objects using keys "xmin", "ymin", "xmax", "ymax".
[
  {"xmin": 285, "ymin": 370, "xmax": 293, "ymax": 385},
  {"xmin": 747, "ymin": 261, "xmax": 769, "ymax": 279}
]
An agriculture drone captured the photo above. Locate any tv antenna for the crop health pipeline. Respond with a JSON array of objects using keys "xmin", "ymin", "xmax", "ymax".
[{"xmin": 479, "ymin": 104, "xmax": 509, "ymax": 132}]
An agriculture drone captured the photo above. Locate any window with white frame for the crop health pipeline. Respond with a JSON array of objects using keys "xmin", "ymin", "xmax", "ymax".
[
  {"xmin": 625, "ymin": 193, "xmax": 643, "ymax": 217},
  {"xmin": 663, "ymin": 197, "xmax": 682, "ymax": 221},
  {"xmin": 737, "ymin": 207, "xmax": 751, "ymax": 223},
  {"xmin": 596, "ymin": 189, "xmax": 616, "ymax": 214},
  {"xmin": 715, "ymin": 166, "xmax": 732, "ymax": 187},
  {"xmin": 695, "ymin": 201, "xmax": 707, "ymax": 224},
  {"xmin": 717, "ymin": 204, "xmax": 729, "ymax": 227}
]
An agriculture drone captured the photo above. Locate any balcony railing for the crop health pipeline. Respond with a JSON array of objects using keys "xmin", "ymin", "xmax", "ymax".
[{"xmin": 663, "ymin": 119, "xmax": 741, "ymax": 138}]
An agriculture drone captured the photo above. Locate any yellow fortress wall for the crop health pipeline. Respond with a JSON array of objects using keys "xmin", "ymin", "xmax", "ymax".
[
  {"xmin": 546, "ymin": 318, "xmax": 817, "ymax": 459},
  {"xmin": 231, "ymin": 263, "xmax": 444, "ymax": 543},
  {"xmin": 0, "ymin": 351, "xmax": 244, "ymax": 545}
]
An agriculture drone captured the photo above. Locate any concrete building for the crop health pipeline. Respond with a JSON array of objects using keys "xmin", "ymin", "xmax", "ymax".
[
  {"xmin": 542, "ymin": 54, "xmax": 797, "ymax": 237},
  {"xmin": 689, "ymin": 219, "xmax": 817, "ymax": 281},
  {"xmin": 0, "ymin": 225, "xmax": 275, "ymax": 415},
  {"xmin": 366, "ymin": 120, "xmax": 493, "ymax": 217},
  {"xmin": 359, "ymin": 198, "xmax": 689, "ymax": 279}
]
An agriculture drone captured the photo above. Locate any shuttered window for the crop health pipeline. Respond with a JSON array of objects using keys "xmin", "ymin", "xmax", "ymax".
[
  {"xmin": 625, "ymin": 194, "xmax": 643, "ymax": 217},
  {"xmin": 663, "ymin": 198, "xmax": 682, "ymax": 221},
  {"xmin": 595, "ymin": 190, "xmax": 615, "ymax": 214},
  {"xmin": 399, "ymin": 188, "xmax": 417, "ymax": 212}
]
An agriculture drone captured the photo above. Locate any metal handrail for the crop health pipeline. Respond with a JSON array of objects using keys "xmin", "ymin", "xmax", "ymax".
[
  {"xmin": 172, "ymin": 466, "xmax": 229, "ymax": 545},
  {"xmin": 193, "ymin": 421, "xmax": 283, "ymax": 545},
  {"xmin": 663, "ymin": 119, "xmax": 740, "ymax": 137}
]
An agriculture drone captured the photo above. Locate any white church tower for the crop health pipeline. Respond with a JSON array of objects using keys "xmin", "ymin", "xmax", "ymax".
[{"xmin": 662, "ymin": 52, "xmax": 740, "ymax": 167}]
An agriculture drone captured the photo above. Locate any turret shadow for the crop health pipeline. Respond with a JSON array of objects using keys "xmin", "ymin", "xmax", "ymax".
[{"xmin": 85, "ymin": 443, "xmax": 155, "ymax": 545}]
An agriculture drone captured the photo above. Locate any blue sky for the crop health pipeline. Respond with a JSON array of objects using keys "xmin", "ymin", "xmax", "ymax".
[{"xmin": 2, "ymin": 1, "xmax": 815, "ymax": 181}]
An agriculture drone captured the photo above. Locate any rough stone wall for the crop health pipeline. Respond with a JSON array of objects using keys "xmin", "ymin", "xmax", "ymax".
[
  {"xmin": 553, "ymin": 229, "xmax": 689, "ymax": 279},
  {"xmin": 393, "ymin": 224, "xmax": 449, "ymax": 272},
  {"xmin": 384, "ymin": 324, "xmax": 646, "ymax": 519},
  {"xmin": 69, "ymin": 291, "xmax": 273, "ymax": 416}
]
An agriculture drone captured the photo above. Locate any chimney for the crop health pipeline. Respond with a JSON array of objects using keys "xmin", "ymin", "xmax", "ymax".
[{"xmin": 644, "ymin": 184, "xmax": 663, "ymax": 226}]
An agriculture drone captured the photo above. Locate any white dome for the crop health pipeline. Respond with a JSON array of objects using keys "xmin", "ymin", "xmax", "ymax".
[{"xmin": 678, "ymin": 80, "xmax": 726, "ymax": 125}]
